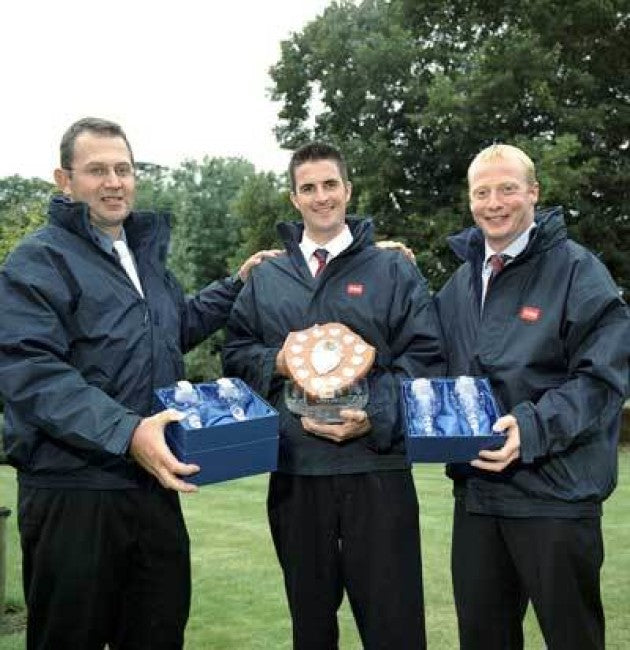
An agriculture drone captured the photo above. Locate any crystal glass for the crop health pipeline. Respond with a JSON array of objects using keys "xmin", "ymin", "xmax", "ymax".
[
  {"xmin": 172, "ymin": 380, "xmax": 203, "ymax": 429},
  {"xmin": 410, "ymin": 378, "xmax": 437, "ymax": 436},
  {"xmin": 215, "ymin": 377, "xmax": 247, "ymax": 421},
  {"xmin": 284, "ymin": 378, "xmax": 369, "ymax": 423},
  {"xmin": 454, "ymin": 376, "xmax": 481, "ymax": 436}
]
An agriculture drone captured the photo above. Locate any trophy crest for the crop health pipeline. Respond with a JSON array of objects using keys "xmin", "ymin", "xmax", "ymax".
[{"xmin": 284, "ymin": 322, "xmax": 375, "ymax": 422}]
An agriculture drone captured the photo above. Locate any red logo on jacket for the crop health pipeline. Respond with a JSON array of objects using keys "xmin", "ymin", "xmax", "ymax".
[
  {"xmin": 519, "ymin": 306, "xmax": 541, "ymax": 322},
  {"xmin": 346, "ymin": 283, "xmax": 364, "ymax": 296}
]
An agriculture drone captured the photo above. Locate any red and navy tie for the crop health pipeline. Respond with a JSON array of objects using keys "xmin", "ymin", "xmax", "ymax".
[
  {"xmin": 313, "ymin": 248, "xmax": 329, "ymax": 277},
  {"xmin": 487, "ymin": 253, "xmax": 509, "ymax": 289}
]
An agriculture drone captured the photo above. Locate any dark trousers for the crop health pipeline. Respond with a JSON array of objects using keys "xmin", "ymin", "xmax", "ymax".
[
  {"xmin": 267, "ymin": 470, "xmax": 426, "ymax": 650},
  {"xmin": 18, "ymin": 484, "xmax": 191, "ymax": 650},
  {"xmin": 451, "ymin": 498, "xmax": 605, "ymax": 650}
]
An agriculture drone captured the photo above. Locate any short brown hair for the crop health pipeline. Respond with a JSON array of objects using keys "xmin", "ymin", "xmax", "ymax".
[
  {"xmin": 60, "ymin": 117, "xmax": 134, "ymax": 170},
  {"xmin": 289, "ymin": 142, "xmax": 348, "ymax": 192}
]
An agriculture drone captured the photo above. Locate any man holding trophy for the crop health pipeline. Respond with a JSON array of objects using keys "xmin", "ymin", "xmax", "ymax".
[{"xmin": 223, "ymin": 142, "xmax": 444, "ymax": 649}]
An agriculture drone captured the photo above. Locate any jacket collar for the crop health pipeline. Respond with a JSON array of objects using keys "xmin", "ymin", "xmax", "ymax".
[
  {"xmin": 447, "ymin": 206, "xmax": 567, "ymax": 266},
  {"xmin": 277, "ymin": 216, "xmax": 374, "ymax": 260},
  {"xmin": 47, "ymin": 196, "xmax": 171, "ymax": 264}
]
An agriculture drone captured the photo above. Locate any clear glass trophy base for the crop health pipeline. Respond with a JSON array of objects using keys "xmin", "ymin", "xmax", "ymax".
[{"xmin": 284, "ymin": 379, "xmax": 369, "ymax": 423}]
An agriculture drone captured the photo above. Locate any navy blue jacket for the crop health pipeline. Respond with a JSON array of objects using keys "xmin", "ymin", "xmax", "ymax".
[
  {"xmin": 223, "ymin": 217, "xmax": 445, "ymax": 475},
  {"xmin": 0, "ymin": 196, "xmax": 241, "ymax": 489},
  {"xmin": 435, "ymin": 207, "xmax": 630, "ymax": 517}
]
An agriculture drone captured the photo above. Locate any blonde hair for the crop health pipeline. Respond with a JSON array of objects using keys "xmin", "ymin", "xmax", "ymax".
[{"xmin": 468, "ymin": 144, "xmax": 537, "ymax": 186}]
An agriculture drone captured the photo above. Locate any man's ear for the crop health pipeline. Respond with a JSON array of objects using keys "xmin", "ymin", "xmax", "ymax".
[
  {"xmin": 289, "ymin": 192, "xmax": 300, "ymax": 211},
  {"xmin": 344, "ymin": 181, "xmax": 352, "ymax": 203},
  {"xmin": 53, "ymin": 168, "xmax": 72, "ymax": 196}
]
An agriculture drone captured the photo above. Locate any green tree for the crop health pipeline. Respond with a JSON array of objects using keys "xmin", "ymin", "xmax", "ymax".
[
  {"xmin": 168, "ymin": 157, "xmax": 255, "ymax": 293},
  {"xmin": 0, "ymin": 175, "xmax": 53, "ymax": 212},
  {"xmin": 0, "ymin": 199, "xmax": 49, "ymax": 264},
  {"xmin": 0, "ymin": 175, "xmax": 53, "ymax": 263},
  {"xmin": 164, "ymin": 158, "xmax": 256, "ymax": 380},
  {"xmin": 228, "ymin": 171, "xmax": 294, "ymax": 271},
  {"xmin": 134, "ymin": 162, "xmax": 178, "ymax": 215},
  {"xmin": 270, "ymin": 0, "xmax": 630, "ymax": 290}
]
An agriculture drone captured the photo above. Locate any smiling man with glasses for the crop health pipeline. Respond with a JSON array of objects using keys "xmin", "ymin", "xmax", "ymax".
[
  {"xmin": 0, "ymin": 116, "xmax": 278, "ymax": 649},
  {"xmin": 55, "ymin": 124, "xmax": 137, "ymax": 237}
]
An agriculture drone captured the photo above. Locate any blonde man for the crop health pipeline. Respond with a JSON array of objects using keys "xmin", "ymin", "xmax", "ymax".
[{"xmin": 436, "ymin": 144, "xmax": 630, "ymax": 650}]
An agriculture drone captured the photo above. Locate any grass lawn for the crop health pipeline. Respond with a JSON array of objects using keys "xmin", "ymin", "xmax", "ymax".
[{"xmin": 1, "ymin": 449, "xmax": 629, "ymax": 648}]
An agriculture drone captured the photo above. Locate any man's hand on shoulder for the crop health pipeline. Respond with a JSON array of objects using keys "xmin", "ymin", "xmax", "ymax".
[
  {"xmin": 470, "ymin": 414, "xmax": 521, "ymax": 472},
  {"xmin": 302, "ymin": 409, "xmax": 371, "ymax": 443},
  {"xmin": 375, "ymin": 240, "xmax": 416, "ymax": 264},
  {"xmin": 237, "ymin": 249, "xmax": 283, "ymax": 282},
  {"xmin": 129, "ymin": 410, "xmax": 200, "ymax": 493}
]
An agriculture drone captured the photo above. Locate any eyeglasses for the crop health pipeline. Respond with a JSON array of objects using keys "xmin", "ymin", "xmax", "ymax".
[{"xmin": 64, "ymin": 163, "xmax": 135, "ymax": 179}]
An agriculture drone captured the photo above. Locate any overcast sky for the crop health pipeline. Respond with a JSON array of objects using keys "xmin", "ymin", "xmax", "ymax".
[{"xmin": 0, "ymin": 0, "xmax": 336, "ymax": 182}]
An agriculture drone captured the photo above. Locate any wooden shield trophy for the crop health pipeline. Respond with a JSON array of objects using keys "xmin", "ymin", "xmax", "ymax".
[{"xmin": 284, "ymin": 322, "xmax": 375, "ymax": 422}]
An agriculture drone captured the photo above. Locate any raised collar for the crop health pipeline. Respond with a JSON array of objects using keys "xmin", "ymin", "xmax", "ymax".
[
  {"xmin": 300, "ymin": 224, "xmax": 353, "ymax": 263},
  {"xmin": 483, "ymin": 222, "xmax": 536, "ymax": 266}
]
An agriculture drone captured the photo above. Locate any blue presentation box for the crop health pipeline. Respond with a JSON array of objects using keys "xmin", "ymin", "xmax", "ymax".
[
  {"xmin": 154, "ymin": 380, "xmax": 279, "ymax": 485},
  {"xmin": 401, "ymin": 377, "xmax": 505, "ymax": 463}
]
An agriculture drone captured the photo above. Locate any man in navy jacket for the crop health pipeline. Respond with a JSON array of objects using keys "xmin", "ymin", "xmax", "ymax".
[
  {"xmin": 0, "ymin": 117, "xmax": 273, "ymax": 649},
  {"xmin": 435, "ymin": 144, "xmax": 630, "ymax": 650},
  {"xmin": 223, "ymin": 142, "xmax": 445, "ymax": 649}
]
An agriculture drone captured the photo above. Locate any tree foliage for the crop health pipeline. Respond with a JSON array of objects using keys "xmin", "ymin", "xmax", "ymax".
[
  {"xmin": 134, "ymin": 162, "xmax": 178, "ymax": 216},
  {"xmin": 0, "ymin": 175, "xmax": 53, "ymax": 264},
  {"xmin": 270, "ymin": 0, "xmax": 630, "ymax": 290},
  {"xmin": 167, "ymin": 157, "xmax": 255, "ymax": 294},
  {"xmin": 0, "ymin": 199, "xmax": 49, "ymax": 264},
  {"xmin": 0, "ymin": 175, "xmax": 54, "ymax": 213},
  {"xmin": 229, "ymin": 171, "xmax": 295, "ymax": 270}
]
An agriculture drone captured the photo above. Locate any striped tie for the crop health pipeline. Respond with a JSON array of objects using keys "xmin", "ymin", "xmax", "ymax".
[
  {"xmin": 313, "ymin": 248, "xmax": 329, "ymax": 277},
  {"xmin": 487, "ymin": 253, "xmax": 509, "ymax": 289}
]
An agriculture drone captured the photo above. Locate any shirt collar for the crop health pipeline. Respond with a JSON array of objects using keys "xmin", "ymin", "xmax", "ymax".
[
  {"xmin": 484, "ymin": 223, "xmax": 536, "ymax": 266},
  {"xmin": 300, "ymin": 224, "xmax": 353, "ymax": 262},
  {"xmin": 90, "ymin": 224, "xmax": 129, "ymax": 256}
]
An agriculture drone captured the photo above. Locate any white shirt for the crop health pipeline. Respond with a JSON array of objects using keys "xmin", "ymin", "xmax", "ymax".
[
  {"xmin": 113, "ymin": 239, "xmax": 144, "ymax": 297},
  {"xmin": 300, "ymin": 225, "xmax": 353, "ymax": 277},
  {"xmin": 481, "ymin": 223, "xmax": 536, "ymax": 306},
  {"xmin": 92, "ymin": 226, "xmax": 144, "ymax": 297}
]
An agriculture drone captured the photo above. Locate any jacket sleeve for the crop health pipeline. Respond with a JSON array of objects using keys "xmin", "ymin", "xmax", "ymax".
[
  {"xmin": 363, "ymin": 256, "xmax": 446, "ymax": 450},
  {"xmin": 0, "ymin": 243, "xmax": 141, "ymax": 456},
  {"xmin": 513, "ymin": 256, "xmax": 630, "ymax": 463},
  {"xmin": 174, "ymin": 272, "xmax": 243, "ymax": 354},
  {"xmin": 222, "ymin": 274, "xmax": 280, "ymax": 399}
]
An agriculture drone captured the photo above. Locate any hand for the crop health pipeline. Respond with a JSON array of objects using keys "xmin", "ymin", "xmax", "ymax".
[
  {"xmin": 237, "ymin": 249, "xmax": 283, "ymax": 282},
  {"xmin": 129, "ymin": 409, "xmax": 200, "ymax": 493},
  {"xmin": 302, "ymin": 409, "xmax": 371, "ymax": 443},
  {"xmin": 470, "ymin": 414, "xmax": 521, "ymax": 472},
  {"xmin": 376, "ymin": 240, "xmax": 416, "ymax": 263}
]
